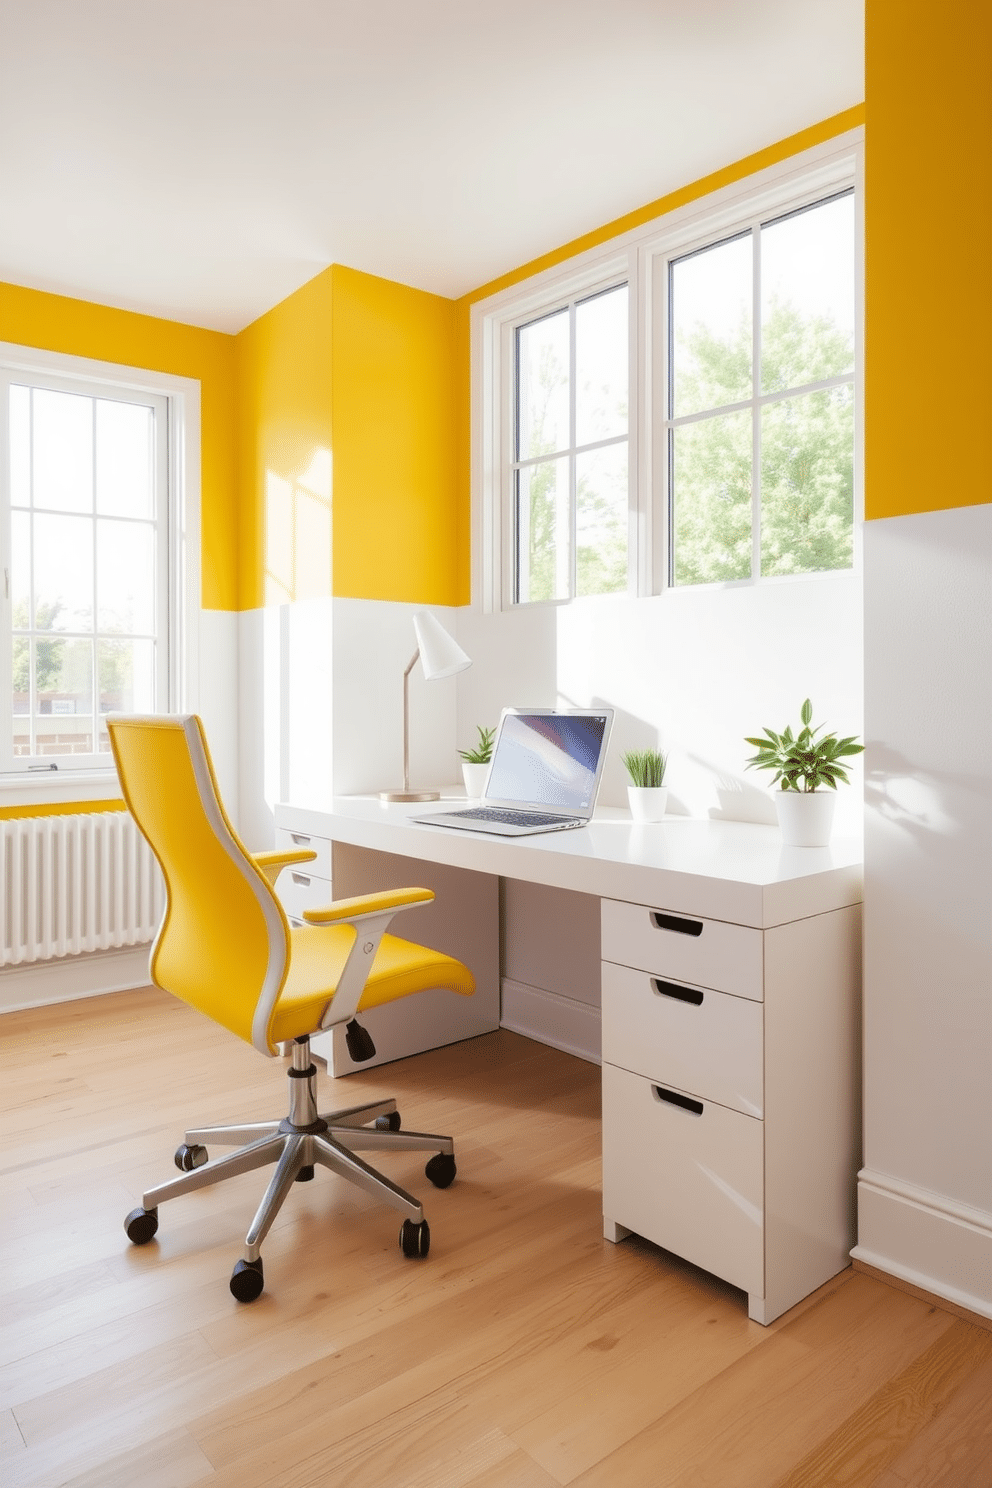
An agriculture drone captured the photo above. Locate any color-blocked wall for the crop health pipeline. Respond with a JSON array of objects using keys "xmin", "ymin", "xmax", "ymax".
[{"xmin": 854, "ymin": 0, "xmax": 992, "ymax": 1316}]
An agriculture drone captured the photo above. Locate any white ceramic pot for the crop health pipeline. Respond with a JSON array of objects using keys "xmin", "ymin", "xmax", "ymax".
[
  {"xmin": 627, "ymin": 785, "xmax": 668, "ymax": 822},
  {"xmin": 461, "ymin": 761, "xmax": 490, "ymax": 798},
  {"xmin": 774, "ymin": 789, "xmax": 836, "ymax": 847}
]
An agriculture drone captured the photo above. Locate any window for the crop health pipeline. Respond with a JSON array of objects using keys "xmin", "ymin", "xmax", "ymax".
[
  {"xmin": 512, "ymin": 283, "xmax": 629, "ymax": 604},
  {"xmin": 0, "ymin": 354, "xmax": 190, "ymax": 773},
  {"xmin": 668, "ymin": 190, "xmax": 855, "ymax": 586},
  {"xmin": 477, "ymin": 136, "xmax": 861, "ymax": 610}
]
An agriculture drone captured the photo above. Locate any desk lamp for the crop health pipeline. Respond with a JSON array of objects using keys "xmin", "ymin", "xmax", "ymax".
[{"xmin": 380, "ymin": 612, "xmax": 471, "ymax": 802}]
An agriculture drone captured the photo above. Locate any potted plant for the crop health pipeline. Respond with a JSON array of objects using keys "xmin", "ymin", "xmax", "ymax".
[
  {"xmin": 622, "ymin": 748, "xmax": 668, "ymax": 822},
  {"xmin": 459, "ymin": 724, "xmax": 495, "ymax": 798},
  {"xmin": 744, "ymin": 698, "xmax": 863, "ymax": 846}
]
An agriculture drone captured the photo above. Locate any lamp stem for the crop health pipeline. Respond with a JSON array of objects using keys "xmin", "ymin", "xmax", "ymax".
[
  {"xmin": 378, "ymin": 646, "xmax": 443, "ymax": 802},
  {"xmin": 401, "ymin": 648, "xmax": 418, "ymax": 794}
]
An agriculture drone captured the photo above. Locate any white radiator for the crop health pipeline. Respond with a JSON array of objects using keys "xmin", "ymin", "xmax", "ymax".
[{"xmin": 0, "ymin": 811, "xmax": 164, "ymax": 967}]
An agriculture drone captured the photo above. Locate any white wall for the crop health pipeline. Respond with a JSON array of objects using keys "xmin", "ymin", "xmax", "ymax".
[
  {"xmin": 853, "ymin": 503, "xmax": 992, "ymax": 1319},
  {"xmin": 455, "ymin": 571, "xmax": 864, "ymax": 835},
  {"xmin": 330, "ymin": 598, "xmax": 459, "ymax": 799},
  {"xmin": 197, "ymin": 609, "xmax": 239, "ymax": 810},
  {"xmin": 238, "ymin": 599, "xmax": 334, "ymax": 850},
  {"xmin": 237, "ymin": 597, "xmax": 459, "ymax": 850},
  {"xmin": 237, "ymin": 575, "xmax": 864, "ymax": 842}
]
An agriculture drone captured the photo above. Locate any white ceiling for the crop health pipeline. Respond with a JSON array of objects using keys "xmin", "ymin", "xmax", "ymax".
[{"xmin": 0, "ymin": 1, "xmax": 863, "ymax": 335}]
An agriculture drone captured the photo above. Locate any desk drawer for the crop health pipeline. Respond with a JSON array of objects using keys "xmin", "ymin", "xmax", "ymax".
[
  {"xmin": 277, "ymin": 868, "xmax": 332, "ymax": 922},
  {"xmin": 602, "ymin": 898, "xmax": 763, "ymax": 1001},
  {"xmin": 275, "ymin": 826, "xmax": 332, "ymax": 881},
  {"xmin": 602, "ymin": 962, "xmax": 763, "ymax": 1117},
  {"xmin": 602, "ymin": 1062, "xmax": 764, "ymax": 1296}
]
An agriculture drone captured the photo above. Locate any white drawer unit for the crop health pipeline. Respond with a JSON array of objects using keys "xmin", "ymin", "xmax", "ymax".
[
  {"xmin": 602, "ymin": 895, "xmax": 861, "ymax": 1325},
  {"xmin": 601, "ymin": 898, "xmax": 763, "ymax": 1001},
  {"xmin": 603, "ymin": 1063, "xmax": 764, "ymax": 1296},
  {"xmin": 601, "ymin": 961, "xmax": 763, "ymax": 1117}
]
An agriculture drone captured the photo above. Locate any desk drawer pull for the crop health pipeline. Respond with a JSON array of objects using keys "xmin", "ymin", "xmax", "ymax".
[
  {"xmin": 650, "ymin": 911, "xmax": 703, "ymax": 937},
  {"xmin": 653, "ymin": 1085, "xmax": 704, "ymax": 1116},
  {"xmin": 291, "ymin": 833, "xmax": 312, "ymax": 846},
  {"xmin": 291, "ymin": 872, "xmax": 311, "ymax": 886},
  {"xmin": 652, "ymin": 978, "xmax": 704, "ymax": 1006}
]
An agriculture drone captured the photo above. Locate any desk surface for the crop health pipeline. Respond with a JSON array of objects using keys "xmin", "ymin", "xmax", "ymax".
[{"xmin": 277, "ymin": 798, "xmax": 862, "ymax": 930}]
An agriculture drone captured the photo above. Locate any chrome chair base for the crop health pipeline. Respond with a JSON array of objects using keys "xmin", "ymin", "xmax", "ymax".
[{"xmin": 125, "ymin": 1036, "xmax": 455, "ymax": 1286}]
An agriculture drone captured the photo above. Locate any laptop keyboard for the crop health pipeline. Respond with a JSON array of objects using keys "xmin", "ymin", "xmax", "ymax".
[{"xmin": 448, "ymin": 808, "xmax": 577, "ymax": 827}]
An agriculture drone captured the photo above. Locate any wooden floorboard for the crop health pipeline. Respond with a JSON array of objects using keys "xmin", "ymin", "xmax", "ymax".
[{"xmin": 1, "ymin": 987, "xmax": 990, "ymax": 1487}]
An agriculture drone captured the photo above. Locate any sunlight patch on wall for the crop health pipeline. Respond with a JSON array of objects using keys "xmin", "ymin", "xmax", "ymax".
[{"xmin": 264, "ymin": 445, "xmax": 332, "ymax": 606}]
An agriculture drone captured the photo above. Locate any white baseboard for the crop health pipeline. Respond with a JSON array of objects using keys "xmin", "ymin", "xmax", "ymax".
[
  {"xmin": 0, "ymin": 946, "xmax": 153, "ymax": 1014},
  {"xmin": 852, "ymin": 1168, "xmax": 992, "ymax": 1322},
  {"xmin": 500, "ymin": 978, "xmax": 601, "ymax": 1065}
]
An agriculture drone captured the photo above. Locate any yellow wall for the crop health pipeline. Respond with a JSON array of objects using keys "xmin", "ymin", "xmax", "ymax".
[
  {"xmin": 864, "ymin": 1, "xmax": 992, "ymax": 519},
  {"xmin": 235, "ymin": 264, "xmax": 462, "ymax": 609},
  {"xmin": 330, "ymin": 266, "xmax": 461, "ymax": 605},
  {"xmin": 235, "ymin": 268, "xmax": 334, "ymax": 610},
  {"xmin": 0, "ymin": 282, "xmax": 238, "ymax": 609}
]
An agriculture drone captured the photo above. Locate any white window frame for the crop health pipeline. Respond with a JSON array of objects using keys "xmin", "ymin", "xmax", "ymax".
[
  {"xmin": 0, "ymin": 343, "xmax": 200, "ymax": 798},
  {"xmin": 511, "ymin": 281, "xmax": 632, "ymax": 606},
  {"xmin": 473, "ymin": 128, "xmax": 863, "ymax": 613}
]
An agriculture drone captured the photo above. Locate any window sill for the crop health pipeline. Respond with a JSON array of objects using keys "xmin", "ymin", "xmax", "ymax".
[{"xmin": 0, "ymin": 769, "xmax": 122, "ymax": 810}]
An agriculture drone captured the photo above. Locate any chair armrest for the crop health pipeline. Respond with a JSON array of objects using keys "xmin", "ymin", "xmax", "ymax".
[
  {"xmin": 302, "ymin": 887, "xmax": 434, "ymax": 925},
  {"xmin": 306, "ymin": 888, "xmax": 436, "ymax": 1029},
  {"xmin": 252, "ymin": 848, "xmax": 318, "ymax": 886}
]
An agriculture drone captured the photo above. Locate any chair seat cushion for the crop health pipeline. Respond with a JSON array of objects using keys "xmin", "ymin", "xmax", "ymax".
[{"xmin": 269, "ymin": 924, "xmax": 475, "ymax": 1044}]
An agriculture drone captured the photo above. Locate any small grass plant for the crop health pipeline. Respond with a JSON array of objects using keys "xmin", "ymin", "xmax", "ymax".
[
  {"xmin": 744, "ymin": 698, "xmax": 863, "ymax": 792},
  {"xmin": 621, "ymin": 748, "xmax": 668, "ymax": 788}
]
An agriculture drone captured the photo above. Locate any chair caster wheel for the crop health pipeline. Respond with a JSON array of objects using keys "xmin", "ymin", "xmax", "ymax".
[
  {"xmin": 375, "ymin": 1111, "xmax": 401, "ymax": 1131},
  {"xmin": 230, "ymin": 1258, "xmax": 264, "ymax": 1302},
  {"xmin": 425, "ymin": 1153, "xmax": 456, "ymax": 1189},
  {"xmin": 399, "ymin": 1218, "xmax": 430, "ymax": 1259},
  {"xmin": 175, "ymin": 1143, "xmax": 208, "ymax": 1172},
  {"xmin": 124, "ymin": 1207, "xmax": 159, "ymax": 1245},
  {"xmin": 295, "ymin": 1164, "xmax": 315, "ymax": 1182}
]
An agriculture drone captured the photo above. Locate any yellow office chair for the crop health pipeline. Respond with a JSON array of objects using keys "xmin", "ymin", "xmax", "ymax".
[{"xmin": 109, "ymin": 714, "xmax": 475, "ymax": 1303}]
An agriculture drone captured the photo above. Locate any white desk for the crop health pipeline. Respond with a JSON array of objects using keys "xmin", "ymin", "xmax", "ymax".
[{"xmin": 276, "ymin": 798, "xmax": 863, "ymax": 1324}]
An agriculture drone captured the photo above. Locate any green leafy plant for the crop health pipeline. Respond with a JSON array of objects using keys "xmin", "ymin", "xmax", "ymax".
[
  {"xmin": 621, "ymin": 748, "xmax": 667, "ymax": 788},
  {"xmin": 744, "ymin": 698, "xmax": 863, "ymax": 792},
  {"xmin": 458, "ymin": 725, "xmax": 496, "ymax": 765}
]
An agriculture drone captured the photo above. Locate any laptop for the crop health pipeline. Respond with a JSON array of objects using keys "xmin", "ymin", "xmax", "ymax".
[{"xmin": 412, "ymin": 708, "xmax": 614, "ymax": 836}]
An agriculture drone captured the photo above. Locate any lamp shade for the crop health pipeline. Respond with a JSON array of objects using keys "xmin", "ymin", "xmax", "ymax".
[{"xmin": 412, "ymin": 611, "xmax": 471, "ymax": 680}]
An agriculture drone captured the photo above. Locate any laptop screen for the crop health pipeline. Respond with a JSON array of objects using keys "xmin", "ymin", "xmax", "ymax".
[{"xmin": 485, "ymin": 711, "xmax": 612, "ymax": 812}]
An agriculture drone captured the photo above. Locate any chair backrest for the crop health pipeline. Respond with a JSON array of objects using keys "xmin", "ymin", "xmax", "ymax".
[{"xmin": 108, "ymin": 714, "xmax": 290, "ymax": 1054}]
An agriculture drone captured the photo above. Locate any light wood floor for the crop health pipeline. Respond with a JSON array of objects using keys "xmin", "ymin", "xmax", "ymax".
[{"xmin": 2, "ymin": 987, "xmax": 991, "ymax": 1488}]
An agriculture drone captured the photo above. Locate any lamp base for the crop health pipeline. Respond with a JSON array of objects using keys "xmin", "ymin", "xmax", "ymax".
[{"xmin": 379, "ymin": 789, "xmax": 441, "ymax": 802}]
